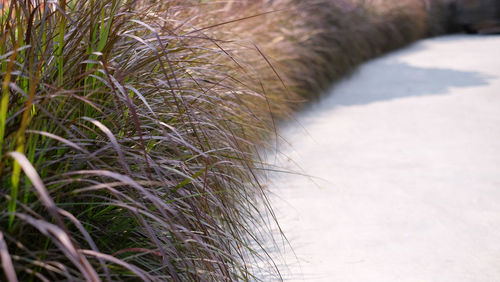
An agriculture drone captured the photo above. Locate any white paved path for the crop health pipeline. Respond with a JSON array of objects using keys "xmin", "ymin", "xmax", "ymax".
[{"xmin": 264, "ymin": 35, "xmax": 500, "ymax": 281}]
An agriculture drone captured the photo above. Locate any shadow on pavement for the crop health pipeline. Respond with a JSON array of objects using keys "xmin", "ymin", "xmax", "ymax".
[{"xmin": 326, "ymin": 60, "xmax": 492, "ymax": 106}]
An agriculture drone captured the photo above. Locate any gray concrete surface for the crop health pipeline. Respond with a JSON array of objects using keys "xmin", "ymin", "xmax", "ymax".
[{"xmin": 261, "ymin": 35, "xmax": 500, "ymax": 281}]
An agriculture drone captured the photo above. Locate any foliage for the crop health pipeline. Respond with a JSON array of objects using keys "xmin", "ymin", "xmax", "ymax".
[{"xmin": 0, "ymin": 0, "xmax": 452, "ymax": 280}]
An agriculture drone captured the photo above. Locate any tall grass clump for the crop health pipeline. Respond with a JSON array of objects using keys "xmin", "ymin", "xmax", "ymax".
[
  {"xmin": 0, "ymin": 0, "xmax": 289, "ymax": 280},
  {"xmin": 0, "ymin": 0, "xmax": 455, "ymax": 281}
]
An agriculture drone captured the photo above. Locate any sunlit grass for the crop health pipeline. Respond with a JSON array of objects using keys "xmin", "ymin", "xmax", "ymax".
[{"xmin": 0, "ymin": 0, "xmax": 452, "ymax": 280}]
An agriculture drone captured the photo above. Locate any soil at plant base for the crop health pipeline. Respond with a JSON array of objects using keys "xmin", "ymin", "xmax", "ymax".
[{"xmin": 261, "ymin": 34, "xmax": 500, "ymax": 281}]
